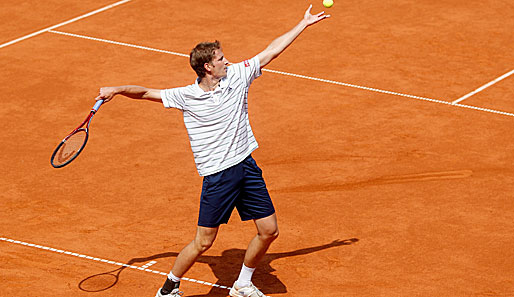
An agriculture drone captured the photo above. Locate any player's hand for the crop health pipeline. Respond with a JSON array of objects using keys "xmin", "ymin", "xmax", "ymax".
[
  {"xmin": 95, "ymin": 87, "xmax": 118, "ymax": 103},
  {"xmin": 303, "ymin": 4, "xmax": 330, "ymax": 26}
]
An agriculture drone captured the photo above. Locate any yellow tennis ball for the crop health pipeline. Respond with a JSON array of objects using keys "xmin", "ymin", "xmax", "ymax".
[{"xmin": 323, "ymin": 0, "xmax": 334, "ymax": 8}]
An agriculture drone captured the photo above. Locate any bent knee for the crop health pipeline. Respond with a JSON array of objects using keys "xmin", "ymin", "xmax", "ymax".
[
  {"xmin": 259, "ymin": 227, "xmax": 279, "ymax": 242},
  {"xmin": 193, "ymin": 226, "xmax": 218, "ymax": 253},
  {"xmin": 194, "ymin": 238, "xmax": 214, "ymax": 253}
]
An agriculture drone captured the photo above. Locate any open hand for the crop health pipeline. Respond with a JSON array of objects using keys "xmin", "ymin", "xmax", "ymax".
[{"xmin": 303, "ymin": 4, "xmax": 331, "ymax": 26}]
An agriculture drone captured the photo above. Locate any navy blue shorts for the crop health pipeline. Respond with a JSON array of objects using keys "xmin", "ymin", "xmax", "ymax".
[{"xmin": 198, "ymin": 155, "xmax": 275, "ymax": 228}]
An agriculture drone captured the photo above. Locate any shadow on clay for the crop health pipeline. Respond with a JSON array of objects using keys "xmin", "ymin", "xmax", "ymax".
[{"xmin": 78, "ymin": 238, "xmax": 359, "ymax": 295}]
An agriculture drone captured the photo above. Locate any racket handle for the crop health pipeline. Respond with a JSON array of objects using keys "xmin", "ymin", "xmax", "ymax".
[{"xmin": 92, "ymin": 100, "xmax": 104, "ymax": 112}]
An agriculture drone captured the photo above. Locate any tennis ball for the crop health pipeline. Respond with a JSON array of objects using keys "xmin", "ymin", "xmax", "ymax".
[{"xmin": 323, "ymin": 0, "xmax": 334, "ymax": 8}]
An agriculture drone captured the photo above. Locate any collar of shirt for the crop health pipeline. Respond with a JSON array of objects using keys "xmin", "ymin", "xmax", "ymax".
[{"xmin": 194, "ymin": 75, "xmax": 229, "ymax": 96}]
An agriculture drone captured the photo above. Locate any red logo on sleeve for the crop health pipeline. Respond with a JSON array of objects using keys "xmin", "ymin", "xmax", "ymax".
[{"xmin": 244, "ymin": 60, "xmax": 250, "ymax": 67}]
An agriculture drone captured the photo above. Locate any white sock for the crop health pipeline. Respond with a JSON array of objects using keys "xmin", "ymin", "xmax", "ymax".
[
  {"xmin": 235, "ymin": 264, "xmax": 255, "ymax": 288},
  {"xmin": 167, "ymin": 271, "xmax": 181, "ymax": 283}
]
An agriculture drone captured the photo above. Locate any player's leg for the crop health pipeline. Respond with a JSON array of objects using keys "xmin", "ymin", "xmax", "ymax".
[
  {"xmin": 173, "ymin": 225, "xmax": 219, "ymax": 276},
  {"xmin": 238, "ymin": 155, "xmax": 278, "ymax": 268},
  {"xmin": 230, "ymin": 156, "xmax": 278, "ymax": 297},
  {"xmin": 230, "ymin": 214, "xmax": 278, "ymax": 297},
  {"xmin": 156, "ymin": 226, "xmax": 218, "ymax": 297},
  {"xmin": 244, "ymin": 213, "xmax": 279, "ymax": 268},
  {"xmin": 158, "ymin": 164, "xmax": 243, "ymax": 296}
]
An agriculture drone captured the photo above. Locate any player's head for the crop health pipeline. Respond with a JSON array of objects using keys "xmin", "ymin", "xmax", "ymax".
[{"xmin": 190, "ymin": 41, "xmax": 228, "ymax": 78}]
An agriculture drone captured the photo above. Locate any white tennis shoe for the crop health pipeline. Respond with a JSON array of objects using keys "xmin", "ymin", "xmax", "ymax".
[
  {"xmin": 155, "ymin": 288, "xmax": 183, "ymax": 297},
  {"xmin": 229, "ymin": 282, "xmax": 266, "ymax": 297}
]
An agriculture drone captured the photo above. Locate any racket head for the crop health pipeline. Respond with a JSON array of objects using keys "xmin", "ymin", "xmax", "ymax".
[{"xmin": 50, "ymin": 128, "xmax": 89, "ymax": 168}]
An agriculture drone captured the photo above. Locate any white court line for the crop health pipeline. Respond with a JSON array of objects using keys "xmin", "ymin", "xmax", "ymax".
[
  {"xmin": 0, "ymin": 237, "xmax": 235, "ymax": 292},
  {"xmin": 48, "ymin": 30, "xmax": 443, "ymax": 102},
  {"xmin": 44, "ymin": 30, "xmax": 514, "ymax": 118},
  {"xmin": 140, "ymin": 260, "xmax": 157, "ymax": 269},
  {"xmin": 0, "ymin": 0, "xmax": 132, "ymax": 49},
  {"xmin": 452, "ymin": 69, "xmax": 514, "ymax": 104},
  {"xmin": 48, "ymin": 30, "xmax": 189, "ymax": 57},
  {"xmin": 263, "ymin": 68, "xmax": 448, "ymax": 103}
]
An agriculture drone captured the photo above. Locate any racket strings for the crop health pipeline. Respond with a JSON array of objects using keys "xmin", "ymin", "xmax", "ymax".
[{"xmin": 53, "ymin": 130, "xmax": 88, "ymax": 166}]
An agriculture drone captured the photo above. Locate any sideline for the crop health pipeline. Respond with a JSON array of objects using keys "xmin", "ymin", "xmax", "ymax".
[
  {"xmin": 0, "ymin": 0, "xmax": 132, "ymax": 49},
  {"xmin": 452, "ymin": 69, "xmax": 514, "ymax": 104}
]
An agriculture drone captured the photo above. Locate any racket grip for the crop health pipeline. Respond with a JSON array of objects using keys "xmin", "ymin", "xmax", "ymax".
[{"xmin": 92, "ymin": 100, "xmax": 104, "ymax": 112}]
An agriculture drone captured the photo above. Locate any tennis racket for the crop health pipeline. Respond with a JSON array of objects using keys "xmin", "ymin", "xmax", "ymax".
[{"xmin": 50, "ymin": 100, "xmax": 104, "ymax": 168}]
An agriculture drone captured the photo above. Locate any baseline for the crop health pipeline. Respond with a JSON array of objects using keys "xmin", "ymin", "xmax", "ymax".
[
  {"xmin": 0, "ymin": 237, "xmax": 234, "ymax": 293},
  {"xmin": 47, "ymin": 30, "xmax": 514, "ymax": 118}
]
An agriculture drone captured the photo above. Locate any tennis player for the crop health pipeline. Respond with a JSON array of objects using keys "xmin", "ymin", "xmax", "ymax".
[{"xmin": 96, "ymin": 5, "xmax": 329, "ymax": 297}]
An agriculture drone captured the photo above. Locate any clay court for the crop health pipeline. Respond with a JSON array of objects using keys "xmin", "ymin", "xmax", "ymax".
[{"xmin": 1, "ymin": 1, "xmax": 514, "ymax": 296}]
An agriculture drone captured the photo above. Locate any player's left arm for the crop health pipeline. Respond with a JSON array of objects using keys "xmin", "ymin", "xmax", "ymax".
[{"xmin": 257, "ymin": 5, "xmax": 330, "ymax": 68}]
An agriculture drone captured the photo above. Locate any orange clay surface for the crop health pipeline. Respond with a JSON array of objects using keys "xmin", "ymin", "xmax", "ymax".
[{"xmin": 1, "ymin": 1, "xmax": 514, "ymax": 296}]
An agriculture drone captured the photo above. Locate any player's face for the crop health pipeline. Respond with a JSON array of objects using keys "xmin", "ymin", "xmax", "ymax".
[{"xmin": 209, "ymin": 49, "xmax": 229, "ymax": 78}]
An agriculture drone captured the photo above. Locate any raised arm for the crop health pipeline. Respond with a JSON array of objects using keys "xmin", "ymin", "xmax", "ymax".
[
  {"xmin": 95, "ymin": 85, "xmax": 162, "ymax": 103},
  {"xmin": 257, "ymin": 4, "xmax": 330, "ymax": 68}
]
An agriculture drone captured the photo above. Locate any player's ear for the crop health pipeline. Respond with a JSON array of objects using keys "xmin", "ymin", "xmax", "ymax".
[{"xmin": 204, "ymin": 62, "xmax": 212, "ymax": 73}]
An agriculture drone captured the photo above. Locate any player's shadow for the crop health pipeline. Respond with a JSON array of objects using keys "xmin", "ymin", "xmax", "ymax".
[
  {"xmin": 78, "ymin": 238, "xmax": 358, "ymax": 295},
  {"xmin": 187, "ymin": 238, "xmax": 359, "ymax": 296}
]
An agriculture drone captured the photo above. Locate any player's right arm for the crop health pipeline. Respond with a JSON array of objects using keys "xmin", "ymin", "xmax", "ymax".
[{"xmin": 95, "ymin": 85, "xmax": 162, "ymax": 103}]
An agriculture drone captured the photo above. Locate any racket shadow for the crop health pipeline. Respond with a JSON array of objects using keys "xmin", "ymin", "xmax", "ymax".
[
  {"xmin": 78, "ymin": 253, "xmax": 176, "ymax": 292},
  {"xmin": 78, "ymin": 266, "xmax": 124, "ymax": 292},
  {"xmin": 78, "ymin": 238, "xmax": 358, "ymax": 294}
]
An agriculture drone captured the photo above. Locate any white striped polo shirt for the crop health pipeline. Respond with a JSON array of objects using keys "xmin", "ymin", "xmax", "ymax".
[{"xmin": 160, "ymin": 56, "xmax": 262, "ymax": 176}]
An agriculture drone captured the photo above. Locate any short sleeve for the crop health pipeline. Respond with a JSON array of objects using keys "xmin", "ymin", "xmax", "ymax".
[
  {"xmin": 230, "ymin": 56, "xmax": 262, "ymax": 87},
  {"xmin": 160, "ymin": 88, "xmax": 187, "ymax": 110}
]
